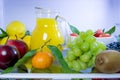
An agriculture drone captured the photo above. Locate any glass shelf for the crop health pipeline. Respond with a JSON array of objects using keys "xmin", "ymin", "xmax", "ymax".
[{"xmin": 0, "ymin": 73, "xmax": 120, "ymax": 79}]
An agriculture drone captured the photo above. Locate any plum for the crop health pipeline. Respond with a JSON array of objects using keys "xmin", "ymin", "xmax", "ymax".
[{"xmin": 0, "ymin": 45, "xmax": 19, "ymax": 69}]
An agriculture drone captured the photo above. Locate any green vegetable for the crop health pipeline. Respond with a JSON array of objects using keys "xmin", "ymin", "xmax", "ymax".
[
  {"xmin": 69, "ymin": 24, "xmax": 80, "ymax": 35},
  {"xmin": 105, "ymin": 26, "xmax": 116, "ymax": 35},
  {"xmin": 48, "ymin": 45, "xmax": 77, "ymax": 73},
  {"xmin": 2, "ymin": 49, "xmax": 37, "ymax": 74},
  {"xmin": 0, "ymin": 28, "xmax": 8, "ymax": 39}
]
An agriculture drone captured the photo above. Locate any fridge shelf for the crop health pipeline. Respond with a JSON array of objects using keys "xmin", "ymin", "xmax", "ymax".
[{"xmin": 0, "ymin": 73, "xmax": 120, "ymax": 79}]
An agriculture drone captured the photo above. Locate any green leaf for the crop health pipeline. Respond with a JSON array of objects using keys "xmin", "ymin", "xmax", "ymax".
[
  {"xmin": 68, "ymin": 24, "xmax": 80, "ymax": 35},
  {"xmin": 0, "ymin": 28, "xmax": 7, "ymax": 34},
  {"xmin": 0, "ymin": 28, "xmax": 8, "ymax": 38},
  {"xmin": 14, "ymin": 49, "xmax": 37, "ymax": 67},
  {"xmin": 0, "ymin": 34, "xmax": 7, "ymax": 39},
  {"xmin": 105, "ymin": 26, "xmax": 116, "ymax": 35},
  {"xmin": 17, "ymin": 64, "xmax": 28, "ymax": 73},
  {"xmin": 1, "ymin": 67, "xmax": 14, "ymax": 74},
  {"xmin": 48, "ymin": 45, "xmax": 77, "ymax": 73}
]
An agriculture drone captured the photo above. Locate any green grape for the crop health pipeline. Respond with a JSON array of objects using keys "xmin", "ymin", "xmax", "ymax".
[
  {"xmin": 86, "ymin": 51, "xmax": 92, "ymax": 55},
  {"xmin": 85, "ymin": 35, "xmax": 96, "ymax": 43},
  {"xmin": 90, "ymin": 42, "xmax": 99, "ymax": 51},
  {"xmin": 66, "ymin": 50, "xmax": 76, "ymax": 61},
  {"xmin": 74, "ymin": 36, "xmax": 83, "ymax": 46},
  {"xmin": 73, "ymin": 48, "xmax": 82, "ymax": 57},
  {"xmin": 80, "ymin": 42, "xmax": 89, "ymax": 52},
  {"xmin": 79, "ymin": 31, "xmax": 87, "ymax": 40},
  {"xmin": 87, "ymin": 57, "xmax": 94, "ymax": 68},
  {"xmin": 67, "ymin": 61, "xmax": 73, "ymax": 68},
  {"xmin": 91, "ymin": 56, "xmax": 96, "ymax": 66},
  {"xmin": 80, "ymin": 53, "xmax": 91, "ymax": 62},
  {"xmin": 78, "ymin": 60, "xmax": 87, "ymax": 70},
  {"xmin": 67, "ymin": 40, "xmax": 77, "ymax": 49},
  {"xmin": 72, "ymin": 60, "xmax": 81, "ymax": 71},
  {"xmin": 85, "ymin": 29, "xmax": 94, "ymax": 36},
  {"xmin": 96, "ymin": 41, "xmax": 106, "ymax": 50},
  {"xmin": 92, "ymin": 48, "xmax": 103, "ymax": 56},
  {"xmin": 87, "ymin": 56, "xmax": 95, "ymax": 68}
]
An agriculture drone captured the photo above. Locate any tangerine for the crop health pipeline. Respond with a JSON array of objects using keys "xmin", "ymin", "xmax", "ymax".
[{"xmin": 32, "ymin": 52, "xmax": 53, "ymax": 69}]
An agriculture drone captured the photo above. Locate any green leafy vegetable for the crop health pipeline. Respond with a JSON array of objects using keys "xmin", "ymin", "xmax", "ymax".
[
  {"xmin": 48, "ymin": 45, "xmax": 77, "ymax": 73},
  {"xmin": 105, "ymin": 26, "xmax": 116, "ymax": 35},
  {"xmin": 2, "ymin": 49, "xmax": 37, "ymax": 74},
  {"xmin": 69, "ymin": 24, "xmax": 80, "ymax": 35}
]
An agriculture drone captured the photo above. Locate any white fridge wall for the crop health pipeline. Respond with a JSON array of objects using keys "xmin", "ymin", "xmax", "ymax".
[
  {"xmin": 0, "ymin": 0, "xmax": 3, "ymax": 29},
  {"xmin": 2, "ymin": 0, "xmax": 120, "ymax": 33}
]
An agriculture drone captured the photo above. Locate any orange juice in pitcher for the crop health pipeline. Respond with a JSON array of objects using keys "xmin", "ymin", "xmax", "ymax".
[{"xmin": 30, "ymin": 8, "xmax": 65, "ymax": 52}]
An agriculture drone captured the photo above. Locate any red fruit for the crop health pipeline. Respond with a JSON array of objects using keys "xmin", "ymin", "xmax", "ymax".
[
  {"xmin": 99, "ymin": 33, "xmax": 110, "ymax": 37},
  {"xmin": 0, "ymin": 45, "xmax": 19, "ymax": 69},
  {"xmin": 94, "ymin": 29, "xmax": 103, "ymax": 37},
  {"xmin": 70, "ymin": 33, "xmax": 78, "ymax": 36},
  {"xmin": 6, "ymin": 40, "xmax": 28, "ymax": 58}
]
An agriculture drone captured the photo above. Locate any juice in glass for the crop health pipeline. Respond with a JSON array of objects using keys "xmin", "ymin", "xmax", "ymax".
[{"xmin": 30, "ymin": 18, "xmax": 64, "ymax": 52}]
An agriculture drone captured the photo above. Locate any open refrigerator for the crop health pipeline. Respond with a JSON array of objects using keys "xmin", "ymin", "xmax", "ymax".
[{"xmin": 0, "ymin": 0, "xmax": 120, "ymax": 79}]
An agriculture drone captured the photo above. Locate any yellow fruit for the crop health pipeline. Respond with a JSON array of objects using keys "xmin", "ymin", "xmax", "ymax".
[
  {"xmin": 6, "ymin": 21, "xmax": 26, "ymax": 38},
  {"xmin": 23, "ymin": 35, "xmax": 31, "ymax": 50},
  {"xmin": 0, "ymin": 37, "xmax": 8, "ymax": 45}
]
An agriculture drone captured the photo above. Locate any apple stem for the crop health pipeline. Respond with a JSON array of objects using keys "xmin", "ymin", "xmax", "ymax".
[{"xmin": 40, "ymin": 39, "xmax": 51, "ymax": 52}]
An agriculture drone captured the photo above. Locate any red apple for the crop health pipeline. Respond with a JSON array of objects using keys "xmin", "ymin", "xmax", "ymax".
[
  {"xmin": 0, "ymin": 45, "xmax": 19, "ymax": 69},
  {"xmin": 6, "ymin": 40, "xmax": 28, "ymax": 58}
]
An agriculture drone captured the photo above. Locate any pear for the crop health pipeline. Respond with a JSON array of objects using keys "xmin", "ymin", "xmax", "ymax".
[{"xmin": 95, "ymin": 50, "xmax": 120, "ymax": 73}]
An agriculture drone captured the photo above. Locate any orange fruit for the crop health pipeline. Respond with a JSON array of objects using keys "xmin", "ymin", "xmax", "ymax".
[{"xmin": 32, "ymin": 52, "xmax": 53, "ymax": 69}]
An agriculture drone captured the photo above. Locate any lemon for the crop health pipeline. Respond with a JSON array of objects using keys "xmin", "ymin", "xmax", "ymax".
[
  {"xmin": 6, "ymin": 21, "xmax": 26, "ymax": 38},
  {"xmin": 23, "ymin": 35, "xmax": 31, "ymax": 50}
]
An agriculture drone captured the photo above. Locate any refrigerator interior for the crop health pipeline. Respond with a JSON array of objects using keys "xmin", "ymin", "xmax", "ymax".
[
  {"xmin": 0, "ymin": 0, "xmax": 120, "ymax": 79},
  {"xmin": 0, "ymin": 0, "xmax": 120, "ymax": 34}
]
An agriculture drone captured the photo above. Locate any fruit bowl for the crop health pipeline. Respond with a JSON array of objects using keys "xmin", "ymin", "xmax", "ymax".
[{"xmin": 96, "ymin": 36, "xmax": 115, "ymax": 45}]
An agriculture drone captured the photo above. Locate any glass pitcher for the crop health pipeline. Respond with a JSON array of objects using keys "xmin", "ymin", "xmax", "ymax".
[{"xmin": 30, "ymin": 7, "xmax": 70, "ymax": 52}]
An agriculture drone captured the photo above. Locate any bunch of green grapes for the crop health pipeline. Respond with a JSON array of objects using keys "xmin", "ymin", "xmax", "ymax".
[{"xmin": 65, "ymin": 30, "xmax": 106, "ymax": 72}]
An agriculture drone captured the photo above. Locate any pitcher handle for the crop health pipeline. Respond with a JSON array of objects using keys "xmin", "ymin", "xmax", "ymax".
[{"xmin": 55, "ymin": 15, "xmax": 71, "ymax": 49}]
